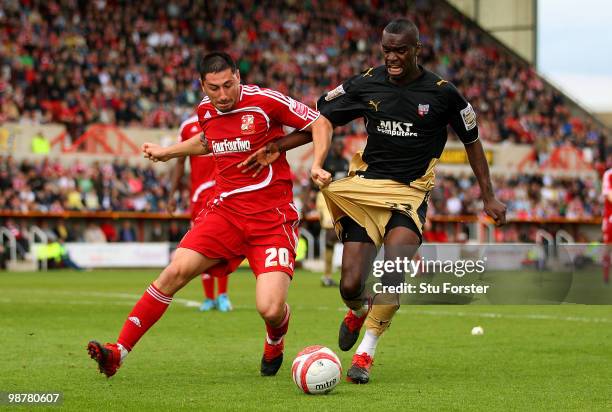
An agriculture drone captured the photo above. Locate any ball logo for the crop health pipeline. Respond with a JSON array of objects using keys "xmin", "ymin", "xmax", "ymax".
[
  {"xmin": 314, "ymin": 378, "xmax": 337, "ymax": 391},
  {"xmin": 240, "ymin": 114, "xmax": 256, "ymax": 134}
]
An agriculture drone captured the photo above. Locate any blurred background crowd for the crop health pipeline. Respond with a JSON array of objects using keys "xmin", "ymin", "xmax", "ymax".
[
  {"xmin": 0, "ymin": 0, "xmax": 609, "ymax": 245},
  {"xmin": 1, "ymin": 0, "xmax": 607, "ymax": 158},
  {"xmin": 1, "ymin": 152, "xmax": 603, "ymax": 220}
]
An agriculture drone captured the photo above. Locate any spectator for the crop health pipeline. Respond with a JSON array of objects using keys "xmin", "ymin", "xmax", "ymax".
[
  {"xmin": 100, "ymin": 220, "xmax": 118, "ymax": 242},
  {"xmin": 149, "ymin": 221, "xmax": 166, "ymax": 242},
  {"xmin": 83, "ymin": 222, "xmax": 107, "ymax": 243},
  {"xmin": 168, "ymin": 221, "xmax": 184, "ymax": 243},
  {"xmin": 118, "ymin": 221, "xmax": 137, "ymax": 242},
  {"xmin": 31, "ymin": 132, "xmax": 50, "ymax": 155}
]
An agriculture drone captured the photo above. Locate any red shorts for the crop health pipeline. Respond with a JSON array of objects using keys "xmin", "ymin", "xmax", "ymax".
[
  {"xmin": 603, "ymin": 215, "xmax": 612, "ymax": 243},
  {"xmin": 190, "ymin": 189, "xmax": 216, "ymax": 223},
  {"xmin": 179, "ymin": 201, "xmax": 300, "ymax": 277}
]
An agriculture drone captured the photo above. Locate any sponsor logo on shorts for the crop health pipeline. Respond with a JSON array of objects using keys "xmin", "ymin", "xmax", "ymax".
[
  {"xmin": 376, "ymin": 120, "xmax": 418, "ymax": 137},
  {"xmin": 212, "ymin": 138, "xmax": 252, "ymax": 154}
]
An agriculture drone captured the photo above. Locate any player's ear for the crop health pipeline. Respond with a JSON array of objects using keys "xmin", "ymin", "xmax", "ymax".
[
  {"xmin": 199, "ymin": 78, "xmax": 206, "ymax": 92},
  {"xmin": 235, "ymin": 70, "xmax": 241, "ymax": 83},
  {"xmin": 415, "ymin": 41, "xmax": 422, "ymax": 56}
]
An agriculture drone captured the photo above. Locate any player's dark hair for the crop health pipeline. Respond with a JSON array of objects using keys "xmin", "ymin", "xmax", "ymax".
[
  {"xmin": 384, "ymin": 18, "xmax": 419, "ymax": 38},
  {"xmin": 198, "ymin": 52, "xmax": 237, "ymax": 79}
]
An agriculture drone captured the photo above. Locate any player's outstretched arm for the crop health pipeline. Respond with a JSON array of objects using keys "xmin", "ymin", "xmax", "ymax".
[
  {"xmin": 310, "ymin": 115, "xmax": 334, "ymax": 187},
  {"xmin": 142, "ymin": 135, "xmax": 209, "ymax": 162},
  {"xmin": 238, "ymin": 131, "xmax": 313, "ymax": 178},
  {"xmin": 465, "ymin": 139, "xmax": 507, "ymax": 226}
]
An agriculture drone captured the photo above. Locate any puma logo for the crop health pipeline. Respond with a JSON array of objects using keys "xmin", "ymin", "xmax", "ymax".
[
  {"xmin": 368, "ymin": 100, "xmax": 381, "ymax": 112},
  {"xmin": 362, "ymin": 67, "xmax": 374, "ymax": 77}
]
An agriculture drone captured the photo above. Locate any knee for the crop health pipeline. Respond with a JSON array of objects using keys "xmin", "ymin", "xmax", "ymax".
[
  {"xmin": 257, "ymin": 300, "xmax": 285, "ymax": 324},
  {"xmin": 340, "ymin": 261, "xmax": 363, "ymax": 300},
  {"xmin": 157, "ymin": 261, "xmax": 192, "ymax": 294}
]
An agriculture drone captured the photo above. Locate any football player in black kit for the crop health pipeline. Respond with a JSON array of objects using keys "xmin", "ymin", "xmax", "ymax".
[{"xmin": 239, "ymin": 18, "xmax": 506, "ymax": 384}]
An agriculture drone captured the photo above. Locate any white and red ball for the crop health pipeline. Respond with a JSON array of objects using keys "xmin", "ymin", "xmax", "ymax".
[{"xmin": 291, "ymin": 345, "xmax": 342, "ymax": 394}]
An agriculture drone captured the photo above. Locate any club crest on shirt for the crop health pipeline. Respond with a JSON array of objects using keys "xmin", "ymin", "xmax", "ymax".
[
  {"xmin": 240, "ymin": 114, "xmax": 255, "ymax": 134},
  {"xmin": 418, "ymin": 104, "xmax": 429, "ymax": 117}
]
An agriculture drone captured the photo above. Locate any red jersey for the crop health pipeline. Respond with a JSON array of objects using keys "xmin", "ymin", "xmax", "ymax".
[
  {"xmin": 603, "ymin": 168, "xmax": 612, "ymax": 217},
  {"xmin": 179, "ymin": 115, "xmax": 217, "ymax": 203},
  {"xmin": 197, "ymin": 85, "xmax": 319, "ymax": 214}
]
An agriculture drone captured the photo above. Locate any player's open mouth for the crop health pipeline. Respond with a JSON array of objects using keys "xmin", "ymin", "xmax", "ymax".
[{"xmin": 387, "ymin": 65, "xmax": 403, "ymax": 76}]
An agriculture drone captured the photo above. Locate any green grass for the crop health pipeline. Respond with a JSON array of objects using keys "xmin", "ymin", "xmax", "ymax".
[{"xmin": 1, "ymin": 269, "xmax": 611, "ymax": 411}]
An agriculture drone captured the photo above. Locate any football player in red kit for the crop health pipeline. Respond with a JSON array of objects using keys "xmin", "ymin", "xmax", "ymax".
[
  {"xmin": 169, "ymin": 115, "xmax": 232, "ymax": 312},
  {"xmin": 87, "ymin": 52, "xmax": 330, "ymax": 378}
]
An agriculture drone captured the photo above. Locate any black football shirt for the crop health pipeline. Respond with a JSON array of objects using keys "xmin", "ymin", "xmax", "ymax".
[{"xmin": 317, "ymin": 65, "xmax": 478, "ymax": 187}]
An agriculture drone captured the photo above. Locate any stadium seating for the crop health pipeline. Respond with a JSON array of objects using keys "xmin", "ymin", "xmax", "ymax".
[{"xmin": 1, "ymin": 0, "xmax": 607, "ymax": 154}]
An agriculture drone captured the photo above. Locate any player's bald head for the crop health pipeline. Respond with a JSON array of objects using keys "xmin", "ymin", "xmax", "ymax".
[
  {"xmin": 383, "ymin": 19, "xmax": 419, "ymax": 43},
  {"xmin": 381, "ymin": 19, "xmax": 421, "ymax": 82}
]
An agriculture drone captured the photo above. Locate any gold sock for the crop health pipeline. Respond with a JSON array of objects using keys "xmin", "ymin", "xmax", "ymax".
[{"xmin": 364, "ymin": 304, "xmax": 399, "ymax": 336}]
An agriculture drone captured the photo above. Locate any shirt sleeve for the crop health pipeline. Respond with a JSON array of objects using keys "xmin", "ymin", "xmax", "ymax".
[
  {"xmin": 262, "ymin": 89, "xmax": 320, "ymax": 130},
  {"xmin": 316, "ymin": 74, "xmax": 366, "ymax": 126},
  {"xmin": 446, "ymin": 83, "xmax": 479, "ymax": 145}
]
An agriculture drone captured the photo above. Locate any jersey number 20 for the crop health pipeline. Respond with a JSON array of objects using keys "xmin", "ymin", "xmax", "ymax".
[{"xmin": 265, "ymin": 247, "xmax": 290, "ymax": 267}]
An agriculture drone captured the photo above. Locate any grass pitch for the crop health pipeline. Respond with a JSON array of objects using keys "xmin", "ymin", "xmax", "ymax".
[{"xmin": 1, "ymin": 269, "xmax": 611, "ymax": 411}]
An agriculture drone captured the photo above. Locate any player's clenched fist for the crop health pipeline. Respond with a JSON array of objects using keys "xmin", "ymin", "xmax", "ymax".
[
  {"xmin": 311, "ymin": 166, "xmax": 332, "ymax": 188},
  {"xmin": 142, "ymin": 142, "xmax": 170, "ymax": 162}
]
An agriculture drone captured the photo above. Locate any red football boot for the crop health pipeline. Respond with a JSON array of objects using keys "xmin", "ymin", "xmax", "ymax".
[
  {"xmin": 338, "ymin": 305, "xmax": 370, "ymax": 351},
  {"xmin": 260, "ymin": 337, "xmax": 284, "ymax": 376},
  {"xmin": 87, "ymin": 341, "xmax": 122, "ymax": 378},
  {"xmin": 346, "ymin": 352, "xmax": 373, "ymax": 384}
]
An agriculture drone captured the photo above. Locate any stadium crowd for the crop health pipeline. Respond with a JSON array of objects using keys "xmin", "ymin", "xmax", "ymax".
[
  {"xmin": 1, "ymin": 0, "xmax": 608, "ymax": 160},
  {"xmin": 1, "ymin": 155, "xmax": 600, "ymax": 221},
  {"xmin": 0, "ymin": 155, "xmax": 189, "ymax": 214}
]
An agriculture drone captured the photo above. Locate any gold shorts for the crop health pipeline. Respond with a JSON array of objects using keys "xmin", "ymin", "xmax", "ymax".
[{"xmin": 321, "ymin": 153, "xmax": 430, "ymax": 247}]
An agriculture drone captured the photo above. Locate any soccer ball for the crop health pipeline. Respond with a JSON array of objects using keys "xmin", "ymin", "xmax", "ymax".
[
  {"xmin": 471, "ymin": 326, "xmax": 484, "ymax": 335},
  {"xmin": 291, "ymin": 345, "xmax": 342, "ymax": 394}
]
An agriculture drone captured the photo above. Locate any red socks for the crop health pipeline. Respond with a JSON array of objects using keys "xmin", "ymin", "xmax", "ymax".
[
  {"xmin": 117, "ymin": 284, "xmax": 172, "ymax": 351},
  {"xmin": 265, "ymin": 304, "xmax": 290, "ymax": 344},
  {"xmin": 202, "ymin": 274, "xmax": 229, "ymax": 298},
  {"xmin": 202, "ymin": 274, "xmax": 215, "ymax": 299},
  {"xmin": 217, "ymin": 275, "xmax": 228, "ymax": 295}
]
